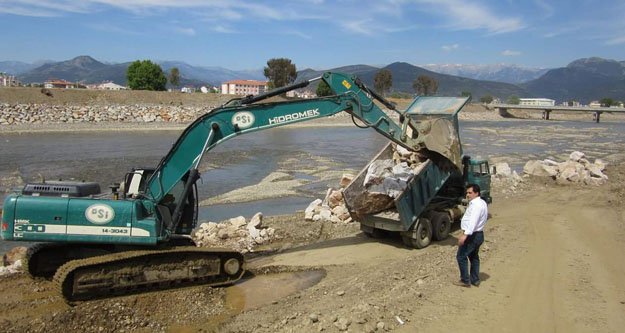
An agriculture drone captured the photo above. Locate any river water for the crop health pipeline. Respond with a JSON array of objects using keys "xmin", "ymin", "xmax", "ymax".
[{"xmin": 2, "ymin": 119, "xmax": 625, "ymax": 252}]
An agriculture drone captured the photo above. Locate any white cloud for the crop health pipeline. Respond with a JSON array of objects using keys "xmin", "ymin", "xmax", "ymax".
[
  {"xmin": 501, "ymin": 50, "xmax": 521, "ymax": 56},
  {"xmin": 411, "ymin": 0, "xmax": 524, "ymax": 34},
  {"xmin": 174, "ymin": 26, "xmax": 196, "ymax": 36},
  {"xmin": 605, "ymin": 35, "xmax": 625, "ymax": 45},
  {"xmin": 283, "ymin": 30, "xmax": 312, "ymax": 39},
  {"xmin": 86, "ymin": 22, "xmax": 143, "ymax": 35},
  {"xmin": 212, "ymin": 25, "xmax": 237, "ymax": 34},
  {"xmin": 341, "ymin": 20, "xmax": 375, "ymax": 36},
  {"xmin": 0, "ymin": 1, "xmax": 91, "ymax": 16},
  {"xmin": 442, "ymin": 43, "xmax": 459, "ymax": 51}
]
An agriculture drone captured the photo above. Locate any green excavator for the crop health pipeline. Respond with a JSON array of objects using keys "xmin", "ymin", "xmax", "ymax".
[{"xmin": 1, "ymin": 72, "xmax": 468, "ymax": 301}]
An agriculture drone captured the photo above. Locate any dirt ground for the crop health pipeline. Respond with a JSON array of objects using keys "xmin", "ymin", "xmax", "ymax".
[{"xmin": 1, "ymin": 163, "xmax": 624, "ymax": 333}]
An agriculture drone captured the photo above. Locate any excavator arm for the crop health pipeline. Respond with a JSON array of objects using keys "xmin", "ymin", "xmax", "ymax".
[{"xmin": 144, "ymin": 72, "xmax": 461, "ymax": 232}]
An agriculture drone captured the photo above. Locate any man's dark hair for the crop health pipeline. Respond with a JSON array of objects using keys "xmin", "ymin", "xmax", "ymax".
[{"xmin": 466, "ymin": 183, "xmax": 481, "ymax": 195}]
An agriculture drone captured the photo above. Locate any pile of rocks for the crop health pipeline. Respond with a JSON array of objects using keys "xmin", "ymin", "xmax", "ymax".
[
  {"xmin": 0, "ymin": 246, "xmax": 27, "ymax": 276},
  {"xmin": 0, "ymin": 103, "xmax": 212, "ymax": 125},
  {"xmin": 192, "ymin": 213, "xmax": 276, "ymax": 253},
  {"xmin": 304, "ymin": 175, "xmax": 354, "ymax": 224},
  {"xmin": 523, "ymin": 151, "xmax": 608, "ymax": 185},
  {"xmin": 490, "ymin": 162, "xmax": 526, "ymax": 194}
]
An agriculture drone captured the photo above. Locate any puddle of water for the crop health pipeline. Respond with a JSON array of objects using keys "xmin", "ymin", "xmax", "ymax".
[{"xmin": 225, "ymin": 270, "xmax": 325, "ymax": 312}]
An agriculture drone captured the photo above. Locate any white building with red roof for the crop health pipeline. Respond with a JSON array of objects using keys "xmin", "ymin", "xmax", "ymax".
[{"xmin": 221, "ymin": 79, "xmax": 268, "ymax": 96}]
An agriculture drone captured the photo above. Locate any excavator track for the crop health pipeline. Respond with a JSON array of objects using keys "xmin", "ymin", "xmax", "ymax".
[
  {"xmin": 52, "ymin": 247, "xmax": 244, "ymax": 302},
  {"xmin": 25, "ymin": 243, "xmax": 114, "ymax": 279}
]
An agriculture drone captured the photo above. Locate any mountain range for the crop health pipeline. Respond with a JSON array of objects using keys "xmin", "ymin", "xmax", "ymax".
[
  {"xmin": 1, "ymin": 56, "xmax": 624, "ymax": 104},
  {"xmin": 420, "ymin": 63, "xmax": 549, "ymax": 84}
]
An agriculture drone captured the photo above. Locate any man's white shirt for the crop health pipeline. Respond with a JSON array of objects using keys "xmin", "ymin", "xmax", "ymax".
[{"xmin": 460, "ymin": 197, "xmax": 488, "ymax": 235}]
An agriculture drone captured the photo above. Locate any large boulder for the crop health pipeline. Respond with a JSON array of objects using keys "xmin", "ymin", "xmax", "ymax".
[{"xmin": 523, "ymin": 160, "xmax": 558, "ymax": 177}]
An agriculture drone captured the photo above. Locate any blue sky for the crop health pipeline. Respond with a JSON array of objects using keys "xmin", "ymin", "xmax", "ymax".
[{"xmin": 1, "ymin": 0, "xmax": 623, "ymax": 70}]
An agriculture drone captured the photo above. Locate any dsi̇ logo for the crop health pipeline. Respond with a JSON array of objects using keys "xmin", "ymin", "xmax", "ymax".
[{"xmin": 85, "ymin": 204, "xmax": 115, "ymax": 224}]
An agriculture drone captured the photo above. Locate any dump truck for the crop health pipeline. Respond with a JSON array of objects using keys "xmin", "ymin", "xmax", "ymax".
[
  {"xmin": 343, "ymin": 96, "xmax": 491, "ymax": 248},
  {"xmin": 1, "ymin": 72, "xmax": 483, "ymax": 301}
]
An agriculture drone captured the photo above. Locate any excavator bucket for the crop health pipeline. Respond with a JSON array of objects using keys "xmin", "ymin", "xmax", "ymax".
[{"xmin": 405, "ymin": 96, "xmax": 470, "ymax": 170}]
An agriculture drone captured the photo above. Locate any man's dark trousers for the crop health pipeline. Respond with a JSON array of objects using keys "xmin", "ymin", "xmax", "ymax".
[{"xmin": 456, "ymin": 231, "xmax": 484, "ymax": 285}]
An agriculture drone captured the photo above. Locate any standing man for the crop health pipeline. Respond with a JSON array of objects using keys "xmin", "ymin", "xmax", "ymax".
[{"xmin": 454, "ymin": 184, "xmax": 488, "ymax": 287}]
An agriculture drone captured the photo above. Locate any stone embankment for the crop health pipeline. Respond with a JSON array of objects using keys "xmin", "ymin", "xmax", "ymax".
[{"xmin": 0, "ymin": 103, "xmax": 210, "ymax": 125}]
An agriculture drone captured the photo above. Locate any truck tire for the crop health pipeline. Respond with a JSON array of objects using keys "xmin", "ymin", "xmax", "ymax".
[
  {"xmin": 431, "ymin": 212, "xmax": 451, "ymax": 241},
  {"xmin": 402, "ymin": 218, "xmax": 432, "ymax": 249}
]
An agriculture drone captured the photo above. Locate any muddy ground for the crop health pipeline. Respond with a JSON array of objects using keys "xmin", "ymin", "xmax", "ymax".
[{"xmin": 1, "ymin": 162, "xmax": 624, "ymax": 333}]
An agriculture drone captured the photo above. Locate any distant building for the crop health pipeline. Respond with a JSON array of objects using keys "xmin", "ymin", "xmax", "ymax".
[
  {"xmin": 588, "ymin": 101, "xmax": 601, "ymax": 108},
  {"xmin": 519, "ymin": 98, "xmax": 555, "ymax": 106},
  {"xmin": 0, "ymin": 73, "xmax": 19, "ymax": 87},
  {"xmin": 221, "ymin": 80, "xmax": 268, "ymax": 96},
  {"xmin": 181, "ymin": 86, "xmax": 195, "ymax": 93},
  {"xmin": 562, "ymin": 100, "xmax": 581, "ymax": 107},
  {"xmin": 44, "ymin": 79, "xmax": 77, "ymax": 89},
  {"xmin": 97, "ymin": 81, "xmax": 127, "ymax": 90}
]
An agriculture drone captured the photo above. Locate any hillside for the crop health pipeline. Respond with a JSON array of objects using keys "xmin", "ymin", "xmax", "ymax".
[
  {"xmin": 524, "ymin": 57, "xmax": 625, "ymax": 103},
  {"xmin": 15, "ymin": 56, "xmax": 263, "ymax": 88},
  {"xmin": 8, "ymin": 55, "xmax": 625, "ymax": 104},
  {"xmin": 360, "ymin": 62, "xmax": 527, "ymax": 99},
  {"xmin": 420, "ymin": 63, "xmax": 549, "ymax": 84},
  {"xmin": 297, "ymin": 62, "xmax": 527, "ymax": 100}
]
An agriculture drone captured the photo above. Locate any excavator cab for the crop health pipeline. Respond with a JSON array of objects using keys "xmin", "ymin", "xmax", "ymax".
[{"xmin": 122, "ymin": 167, "xmax": 155, "ymax": 198}]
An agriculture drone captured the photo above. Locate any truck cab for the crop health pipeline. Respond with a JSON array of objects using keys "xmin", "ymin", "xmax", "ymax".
[{"xmin": 465, "ymin": 157, "xmax": 492, "ymax": 203}]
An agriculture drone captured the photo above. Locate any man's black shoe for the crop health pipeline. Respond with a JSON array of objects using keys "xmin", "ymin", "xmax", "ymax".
[
  {"xmin": 453, "ymin": 280, "xmax": 471, "ymax": 288},
  {"xmin": 472, "ymin": 281, "xmax": 481, "ymax": 287}
]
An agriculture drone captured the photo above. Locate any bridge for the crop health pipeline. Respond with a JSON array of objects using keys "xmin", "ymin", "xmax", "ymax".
[{"xmin": 493, "ymin": 104, "xmax": 625, "ymax": 123}]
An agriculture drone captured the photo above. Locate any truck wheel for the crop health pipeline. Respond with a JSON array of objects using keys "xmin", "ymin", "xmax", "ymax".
[
  {"xmin": 402, "ymin": 218, "xmax": 432, "ymax": 249},
  {"xmin": 431, "ymin": 212, "xmax": 451, "ymax": 241}
]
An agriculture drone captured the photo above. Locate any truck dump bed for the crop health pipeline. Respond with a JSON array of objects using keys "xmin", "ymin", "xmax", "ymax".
[
  {"xmin": 342, "ymin": 96, "xmax": 470, "ymax": 233},
  {"xmin": 342, "ymin": 143, "xmax": 451, "ymax": 232}
]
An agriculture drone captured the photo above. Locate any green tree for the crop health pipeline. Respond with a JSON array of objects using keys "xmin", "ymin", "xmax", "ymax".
[
  {"xmin": 479, "ymin": 95, "xmax": 494, "ymax": 104},
  {"xmin": 412, "ymin": 75, "xmax": 438, "ymax": 96},
  {"xmin": 506, "ymin": 95, "xmax": 520, "ymax": 105},
  {"xmin": 126, "ymin": 60, "xmax": 167, "ymax": 91},
  {"xmin": 263, "ymin": 58, "xmax": 297, "ymax": 90},
  {"xmin": 461, "ymin": 91, "xmax": 472, "ymax": 98},
  {"xmin": 168, "ymin": 67, "xmax": 180, "ymax": 89},
  {"xmin": 374, "ymin": 69, "xmax": 393, "ymax": 96},
  {"xmin": 316, "ymin": 80, "xmax": 333, "ymax": 97},
  {"xmin": 600, "ymin": 97, "xmax": 614, "ymax": 107}
]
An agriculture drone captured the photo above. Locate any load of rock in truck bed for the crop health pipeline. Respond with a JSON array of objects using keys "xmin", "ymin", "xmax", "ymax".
[{"xmin": 304, "ymin": 143, "xmax": 429, "ymax": 224}]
